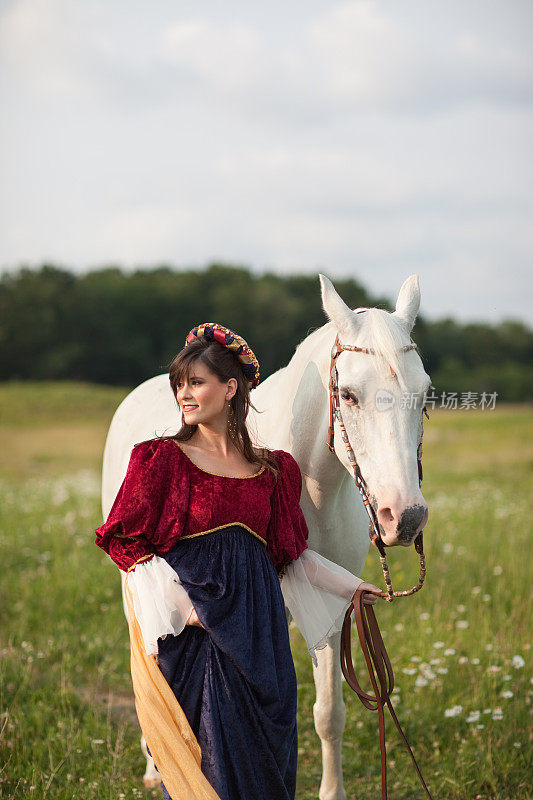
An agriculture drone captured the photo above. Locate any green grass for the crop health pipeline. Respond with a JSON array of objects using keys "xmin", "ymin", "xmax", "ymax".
[{"xmin": 0, "ymin": 382, "xmax": 531, "ymax": 799}]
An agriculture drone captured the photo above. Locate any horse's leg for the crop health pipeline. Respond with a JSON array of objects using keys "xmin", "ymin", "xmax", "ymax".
[
  {"xmin": 313, "ymin": 632, "xmax": 346, "ymax": 800},
  {"xmin": 140, "ymin": 734, "xmax": 162, "ymax": 788}
]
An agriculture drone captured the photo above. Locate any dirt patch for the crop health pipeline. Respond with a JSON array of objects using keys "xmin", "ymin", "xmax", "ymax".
[{"xmin": 76, "ymin": 685, "xmax": 139, "ymax": 728}]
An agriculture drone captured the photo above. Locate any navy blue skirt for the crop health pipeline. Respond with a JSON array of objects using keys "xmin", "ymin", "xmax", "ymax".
[{"xmin": 156, "ymin": 525, "xmax": 298, "ymax": 800}]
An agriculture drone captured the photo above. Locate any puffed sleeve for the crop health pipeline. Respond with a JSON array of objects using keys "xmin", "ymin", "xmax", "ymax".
[
  {"xmin": 95, "ymin": 439, "xmax": 169, "ymax": 572},
  {"xmin": 266, "ymin": 450, "xmax": 309, "ymax": 572}
]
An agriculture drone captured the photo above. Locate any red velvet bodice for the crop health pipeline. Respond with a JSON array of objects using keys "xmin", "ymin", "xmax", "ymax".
[{"xmin": 95, "ymin": 438, "xmax": 309, "ymax": 573}]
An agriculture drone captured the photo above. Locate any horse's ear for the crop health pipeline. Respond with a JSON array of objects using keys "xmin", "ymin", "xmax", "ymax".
[
  {"xmin": 392, "ymin": 275, "xmax": 420, "ymax": 333},
  {"xmin": 319, "ymin": 274, "xmax": 360, "ymax": 338}
]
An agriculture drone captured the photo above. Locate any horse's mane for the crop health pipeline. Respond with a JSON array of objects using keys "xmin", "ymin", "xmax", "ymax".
[
  {"xmin": 352, "ymin": 308, "xmax": 414, "ymax": 391},
  {"xmin": 295, "ymin": 308, "xmax": 415, "ymax": 392}
]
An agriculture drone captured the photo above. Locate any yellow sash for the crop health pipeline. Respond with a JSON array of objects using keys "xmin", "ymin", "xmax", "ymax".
[{"xmin": 125, "ymin": 578, "xmax": 221, "ymax": 800}]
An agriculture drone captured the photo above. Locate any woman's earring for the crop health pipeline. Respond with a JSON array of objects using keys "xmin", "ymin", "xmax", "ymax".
[{"xmin": 227, "ymin": 400, "xmax": 237, "ymax": 440}]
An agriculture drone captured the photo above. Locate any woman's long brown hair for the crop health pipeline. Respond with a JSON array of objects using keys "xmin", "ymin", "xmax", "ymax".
[{"xmin": 167, "ymin": 337, "xmax": 279, "ymax": 478}]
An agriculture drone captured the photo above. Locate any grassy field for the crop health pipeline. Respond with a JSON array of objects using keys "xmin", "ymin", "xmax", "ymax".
[{"xmin": 0, "ymin": 381, "xmax": 531, "ymax": 800}]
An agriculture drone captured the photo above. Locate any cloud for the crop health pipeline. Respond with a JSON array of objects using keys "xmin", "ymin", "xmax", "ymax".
[
  {"xmin": 161, "ymin": 19, "xmax": 262, "ymax": 93},
  {"xmin": 0, "ymin": 0, "xmax": 531, "ymax": 324},
  {"xmin": 0, "ymin": 0, "xmax": 96, "ymax": 97}
]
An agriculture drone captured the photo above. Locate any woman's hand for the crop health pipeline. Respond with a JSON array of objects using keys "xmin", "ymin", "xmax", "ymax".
[
  {"xmin": 357, "ymin": 582, "xmax": 383, "ymax": 605},
  {"xmin": 186, "ymin": 607, "xmax": 205, "ymax": 628}
]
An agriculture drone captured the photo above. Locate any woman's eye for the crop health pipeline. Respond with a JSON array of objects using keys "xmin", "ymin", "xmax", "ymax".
[{"xmin": 340, "ymin": 390, "xmax": 358, "ymax": 405}]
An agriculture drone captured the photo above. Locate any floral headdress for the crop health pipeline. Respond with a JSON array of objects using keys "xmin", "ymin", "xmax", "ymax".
[{"xmin": 184, "ymin": 322, "xmax": 260, "ymax": 390}]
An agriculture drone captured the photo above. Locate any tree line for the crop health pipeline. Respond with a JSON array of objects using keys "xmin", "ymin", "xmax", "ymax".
[{"xmin": 0, "ymin": 264, "xmax": 531, "ymax": 401}]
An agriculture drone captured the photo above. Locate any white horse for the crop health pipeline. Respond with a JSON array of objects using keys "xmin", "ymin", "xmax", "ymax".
[{"xmin": 101, "ymin": 273, "xmax": 431, "ymax": 800}]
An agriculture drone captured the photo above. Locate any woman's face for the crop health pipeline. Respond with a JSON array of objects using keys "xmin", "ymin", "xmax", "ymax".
[{"xmin": 175, "ymin": 359, "xmax": 236, "ymax": 427}]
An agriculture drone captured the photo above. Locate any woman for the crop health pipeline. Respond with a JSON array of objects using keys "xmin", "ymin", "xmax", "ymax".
[{"xmin": 95, "ymin": 322, "xmax": 381, "ymax": 800}]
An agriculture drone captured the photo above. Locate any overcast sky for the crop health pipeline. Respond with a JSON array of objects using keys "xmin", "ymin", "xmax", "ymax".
[{"xmin": 1, "ymin": 0, "xmax": 532, "ymax": 325}]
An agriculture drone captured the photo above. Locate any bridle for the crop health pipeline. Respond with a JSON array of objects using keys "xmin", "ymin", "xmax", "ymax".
[{"xmin": 327, "ymin": 331, "xmax": 429, "ymax": 602}]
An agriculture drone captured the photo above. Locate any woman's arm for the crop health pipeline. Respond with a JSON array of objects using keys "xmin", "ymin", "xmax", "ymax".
[
  {"xmin": 280, "ymin": 550, "xmax": 382, "ymax": 663},
  {"xmin": 126, "ymin": 555, "xmax": 196, "ymax": 654},
  {"xmin": 95, "ymin": 441, "xmax": 168, "ymax": 571},
  {"xmin": 298, "ymin": 550, "xmax": 381, "ymax": 604}
]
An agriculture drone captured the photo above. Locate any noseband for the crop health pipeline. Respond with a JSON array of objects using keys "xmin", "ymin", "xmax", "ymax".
[{"xmin": 328, "ymin": 332, "xmax": 428, "ymax": 602}]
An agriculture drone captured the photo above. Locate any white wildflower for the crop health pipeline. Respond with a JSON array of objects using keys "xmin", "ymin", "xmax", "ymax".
[
  {"xmin": 501, "ymin": 690, "xmax": 513, "ymax": 699},
  {"xmin": 456, "ymin": 620, "xmax": 469, "ymax": 629},
  {"xmin": 433, "ymin": 641, "xmax": 445, "ymax": 649},
  {"xmin": 444, "ymin": 649, "xmax": 456, "ymax": 656},
  {"xmin": 471, "ymin": 586, "xmax": 482, "ymax": 595},
  {"xmin": 512, "ymin": 655, "xmax": 525, "ymax": 669},
  {"xmin": 420, "ymin": 664, "xmax": 436, "ymax": 680},
  {"xmin": 492, "ymin": 565, "xmax": 503, "ymax": 575},
  {"xmin": 444, "ymin": 705, "xmax": 463, "ymax": 718}
]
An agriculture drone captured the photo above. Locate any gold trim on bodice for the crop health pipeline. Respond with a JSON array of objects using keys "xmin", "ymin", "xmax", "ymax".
[{"xmin": 181, "ymin": 522, "xmax": 267, "ymax": 548}]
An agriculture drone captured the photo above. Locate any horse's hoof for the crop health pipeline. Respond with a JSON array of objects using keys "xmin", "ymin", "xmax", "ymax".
[{"xmin": 143, "ymin": 777, "xmax": 161, "ymax": 789}]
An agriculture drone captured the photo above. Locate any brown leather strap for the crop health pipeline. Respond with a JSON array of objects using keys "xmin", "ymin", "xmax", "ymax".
[{"xmin": 341, "ymin": 588, "xmax": 435, "ymax": 800}]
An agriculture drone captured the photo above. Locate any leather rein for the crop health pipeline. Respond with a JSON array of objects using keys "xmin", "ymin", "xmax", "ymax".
[
  {"xmin": 328, "ymin": 331, "xmax": 435, "ymax": 799},
  {"xmin": 342, "ymin": 588, "xmax": 434, "ymax": 800}
]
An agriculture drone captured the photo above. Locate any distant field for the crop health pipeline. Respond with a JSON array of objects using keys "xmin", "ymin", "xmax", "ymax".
[{"xmin": 0, "ymin": 381, "xmax": 531, "ymax": 800}]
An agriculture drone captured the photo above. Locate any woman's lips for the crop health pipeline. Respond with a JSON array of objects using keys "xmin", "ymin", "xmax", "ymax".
[{"xmin": 183, "ymin": 405, "xmax": 199, "ymax": 412}]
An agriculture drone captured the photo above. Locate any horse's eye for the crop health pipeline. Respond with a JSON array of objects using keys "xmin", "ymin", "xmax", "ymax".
[{"xmin": 340, "ymin": 389, "xmax": 358, "ymax": 405}]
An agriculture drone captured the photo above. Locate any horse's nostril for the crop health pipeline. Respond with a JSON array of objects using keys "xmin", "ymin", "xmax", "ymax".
[
  {"xmin": 377, "ymin": 507, "xmax": 395, "ymax": 526},
  {"xmin": 377, "ymin": 503, "xmax": 428, "ymax": 541},
  {"xmin": 399, "ymin": 505, "xmax": 428, "ymax": 536}
]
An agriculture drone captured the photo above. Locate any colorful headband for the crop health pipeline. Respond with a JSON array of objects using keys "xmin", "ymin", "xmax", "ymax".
[{"xmin": 184, "ymin": 322, "xmax": 260, "ymax": 390}]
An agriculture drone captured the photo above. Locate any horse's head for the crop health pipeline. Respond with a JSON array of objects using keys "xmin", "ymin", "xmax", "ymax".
[{"xmin": 320, "ymin": 274, "xmax": 431, "ymax": 547}]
